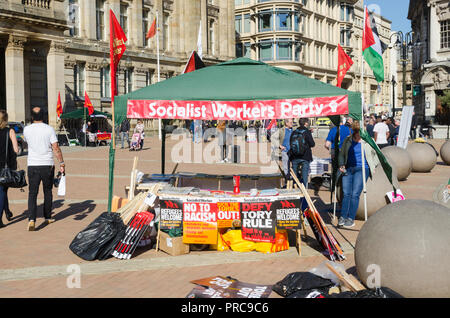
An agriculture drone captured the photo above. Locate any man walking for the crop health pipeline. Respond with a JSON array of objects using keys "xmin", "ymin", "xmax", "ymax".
[
  {"xmin": 410, "ymin": 111, "xmax": 417, "ymax": 140},
  {"xmin": 24, "ymin": 107, "xmax": 65, "ymax": 231},
  {"xmin": 119, "ymin": 118, "xmax": 130, "ymax": 149},
  {"xmin": 289, "ymin": 118, "xmax": 315, "ymax": 189},
  {"xmin": 373, "ymin": 116, "xmax": 390, "ymax": 149},
  {"xmin": 271, "ymin": 119, "xmax": 294, "ymax": 182}
]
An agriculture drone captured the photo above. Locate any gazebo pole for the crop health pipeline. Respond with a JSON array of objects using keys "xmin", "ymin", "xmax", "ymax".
[
  {"xmin": 161, "ymin": 122, "xmax": 166, "ymax": 175},
  {"xmin": 360, "ymin": 3, "xmax": 368, "ymax": 222}
]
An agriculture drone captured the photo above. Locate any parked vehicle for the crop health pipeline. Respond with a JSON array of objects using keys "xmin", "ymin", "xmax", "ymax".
[
  {"xmin": 316, "ymin": 118, "xmax": 332, "ymax": 126},
  {"xmin": 8, "ymin": 122, "xmax": 27, "ymax": 156}
]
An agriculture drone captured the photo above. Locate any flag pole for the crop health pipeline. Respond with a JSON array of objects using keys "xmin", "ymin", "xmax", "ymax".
[
  {"xmin": 157, "ymin": 10, "xmax": 162, "ymax": 141},
  {"xmin": 361, "ymin": 4, "xmax": 368, "ymax": 222},
  {"xmin": 84, "ymin": 103, "xmax": 87, "ymax": 148}
]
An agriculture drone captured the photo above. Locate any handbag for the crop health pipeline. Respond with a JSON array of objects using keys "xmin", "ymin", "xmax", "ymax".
[{"xmin": 0, "ymin": 131, "xmax": 27, "ymax": 188}]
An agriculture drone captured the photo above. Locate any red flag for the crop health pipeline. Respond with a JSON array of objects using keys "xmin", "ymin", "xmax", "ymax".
[
  {"xmin": 146, "ymin": 18, "xmax": 157, "ymax": 40},
  {"xmin": 336, "ymin": 44, "xmax": 354, "ymax": 88},
  {"xmin": 182, "ymin": 51, "xmax": 205, "ymax": 74},
  {"xmin": 267, "ymin": 119, "xmax": 277, "ymax": 130},
  {"xmin": 84, "ymin": 91, "xmax": 94, "ymax": 116},
  {"xmin": 56, "ymin": 91, "xmax": 63, "ymax": 118},
  {"xmin": 110, "ymin": 10, "xmax": 127, "ymax": 99}
]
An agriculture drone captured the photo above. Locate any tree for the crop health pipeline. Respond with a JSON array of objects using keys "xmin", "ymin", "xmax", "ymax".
[{"xmin": 437, "ymin": 90, "xmax": 450, "ymax": 139}]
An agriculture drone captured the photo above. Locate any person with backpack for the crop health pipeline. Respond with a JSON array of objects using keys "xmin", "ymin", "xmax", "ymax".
[
  {"xmin": 289, "ymin": 118, "xmax": 315, "ymax": 190},
  {"xmin": 119, "ymin": 119, "xmax": 130, "ymax": 149}
]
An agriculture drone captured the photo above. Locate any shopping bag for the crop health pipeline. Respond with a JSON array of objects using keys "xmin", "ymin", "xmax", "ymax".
[{"xmin": 57, "ymin": 174, "xmax": 66, "ymax": 197}]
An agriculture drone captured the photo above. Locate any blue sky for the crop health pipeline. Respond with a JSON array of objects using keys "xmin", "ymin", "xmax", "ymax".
[{"xmin": 365, "ymin": 0, "xmax": 411, "ymax": 34}]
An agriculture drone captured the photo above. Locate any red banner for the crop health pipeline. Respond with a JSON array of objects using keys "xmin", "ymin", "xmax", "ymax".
[{"xmin": 127, "ymin": 95, "xmax": 349, "ymax": 120}]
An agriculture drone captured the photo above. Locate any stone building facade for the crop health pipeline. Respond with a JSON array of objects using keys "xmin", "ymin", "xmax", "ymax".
[
  {"xmin": 408, "ymin": 0, "xmax": 450, "ymax": 123},
  {"xmin": 234, "ymin": 0, "xmax": 394, "ymax": 114},
  {"xmin": 0, "ymin": 0, "xmax": 235, "ymax": 128}
]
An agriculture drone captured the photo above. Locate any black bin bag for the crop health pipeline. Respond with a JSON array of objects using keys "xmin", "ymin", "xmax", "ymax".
[
  {"xmin": 69, "ymin": 212, "xmax": 126, "ymax": 261},
  {"xmin": 273, "ymin": 272, "xmax": 335, "ymax": 298}
]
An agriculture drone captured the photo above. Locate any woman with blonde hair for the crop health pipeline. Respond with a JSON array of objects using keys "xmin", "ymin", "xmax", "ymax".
[
  {"xmin": 338, "ymin": 120, "xmax": 379, "ymax": 228},
  {"xmin": 0, "ymin": 110, "xmax": 19, "ymax": 227}
]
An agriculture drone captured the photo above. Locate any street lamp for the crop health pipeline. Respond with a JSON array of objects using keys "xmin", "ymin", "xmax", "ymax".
[{"xmin": 390, "ymin": 31, "xmax": 422, "ymax": 117}]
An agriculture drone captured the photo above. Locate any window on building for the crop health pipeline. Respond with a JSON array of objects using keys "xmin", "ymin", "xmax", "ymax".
[
  {"xmin": 277, "ymin": 11, "xmax": 292, "ymax": 31},
  {"xmin": 209, "ymin": 19, "xmax": 216, "ymax": 55},
  {"xmin": 120, "ymin": 4, "xmax": 129, "ymax": 38},
  {"xmin": 441, "ymin": 20, "xmax": 450, "ymax": 49},
  {"xmin": 259, "ymin": 10, "xmax": 273, "ymax": 32},
  {"xmin": 163, "ymin": 13, "xmax": 170, "ymax": 51},
  {"xmin": 235, "ymin": 0, "xmax": 241, "ymax": 5},
  {"xmin": 143, "ymin": 10, "xmax": 150, "ymax": 47},
  {"xmin": 124, "ymin": 68, "xmax": 133, "ymax": 94},
  {"xmin": 340, "ymin": 27, "xmax": 351, "ymax": 46},
  {"xmin": 146, "ymin": 70, "xmax": 153, "ymax": 86},
  {"xmin": 244, "ymin": 42, "xmax": 251, "ymax": 58},
  {"xmin": 244, "ymin": 14, "xmax": 251, "ymax": 33},
  {"xmin": 100, "ymin": 66, "xmax": 110, "ymax": 98},
  {"xmin": 236, "ymin": 43, "xmax": 243, "ymax": 57},
  {"xmin": 96, "ymin": 0, "xmax": 105, "ymax": 41},
  {"xmin": 73, "ymin": 63, "xmax": 85, "ymax": 98},
  {"xmin": 259, "ymin": 40, "xmax": 273, "ymax": 61},
  {"xmin": 235, "ymin": 15, "xmax": 242, "ymax": 35},
  {"xmin": 340, "ymin": 4, "xmax": 353, "ymax": 22},
  {"xmin": 277, "ymin": 39, "xmax": 292, "ymax": 60},
  {"xmin": 68, "ymin": 0, "xmax": 80, "ymax": 37},
  {"xmin": 295, "ymin": 43, "xmax": 301, "ymax": 61},
  {"xmin": 294, "ymin": 12, "xmax": 300, "ymax": 32}
]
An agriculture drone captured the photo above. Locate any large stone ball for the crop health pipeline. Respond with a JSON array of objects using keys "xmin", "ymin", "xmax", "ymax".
[
  {"xmin": 381, "ymin": 146, "xmax": 413, "ymax": 181},
  {"xmin": 337, "ymin": 163, "xmax": 400, "ymax": 220},
  {"xmin": 407, "ymin": 142, "xmax": 437, "ymax": 172},
  {"xmin": 355, "ymin": 200, "xmax": 450, "ymax": 297},
  {"xmin": 440, "ymin": 140, "xmax": 450, "ymax": 165}
]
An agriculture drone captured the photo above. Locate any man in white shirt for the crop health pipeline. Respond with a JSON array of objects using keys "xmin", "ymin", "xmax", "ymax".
[
  {"xmin": 373, "ymin": 117, "xmax": 390, "ymax": 149},
  {"xmin": 23, "ymin": 107, "xmax": 66, "ymax": 231}
]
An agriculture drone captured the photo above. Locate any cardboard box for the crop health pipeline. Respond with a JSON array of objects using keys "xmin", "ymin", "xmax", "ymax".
[{"xmin": 159, "ymin": 231, "xmax": 190, "ymax": 256}]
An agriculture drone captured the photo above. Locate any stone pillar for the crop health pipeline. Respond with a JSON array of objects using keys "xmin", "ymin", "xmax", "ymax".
[
  {"xmin": 130, "ymin": 0, "xmax": 144, "ymax": 47},
  {"xmin": 80, "ymin": 0, "xmax": 96, "ymax": 40},
  {"xmin": 86, "ymin": 62, "xmax": 101, "ymax": 112},
  {"xmin": 5, "ymin": 35, "xmax": 26, "ymax": 123},
  {"xmin": 47, "ymin": 41, "xmax": 66, "ymax": 128}
]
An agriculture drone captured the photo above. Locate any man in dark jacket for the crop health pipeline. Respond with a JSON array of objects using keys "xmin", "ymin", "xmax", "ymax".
[
  {"xmin": 289, "ymin": 118, "xmax": 315, "ymax": 190},
  {"xmin": 410, "ymin": 111, "xmax": 417, "ymax": 140},
  {"xmin": 119, "ymin": 119, "xmax": 130, "ymax": 149}
]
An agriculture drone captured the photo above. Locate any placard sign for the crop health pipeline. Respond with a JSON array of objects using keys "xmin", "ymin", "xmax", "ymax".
[
  {"xmin": 216, "ymin": 199, "xmax": 240, "ymax": 228},
  {"xmin": 273, "ymin": 197, "xmax": 302, "ymax": 229},
  {"xmin": 386, "ymin": 189, "xmax": 406, "ymax": 203},
  {"xmin": 183, "ymin": 198, "xmax": 218, "ymax": 245},
  {"xmin": 240, "ymin": 198, "xmax": 276, "ymax": 243},
  {"xmin": 159, "ymin": 197, "xmax": 183, "ymax": 230}
]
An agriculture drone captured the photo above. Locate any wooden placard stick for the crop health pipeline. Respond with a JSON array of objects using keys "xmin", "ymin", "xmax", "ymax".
[
  {"xmin": 325, "ymin": 262, "xmax": 366, "ymax": 292},
  {"xmin": 128, "ymin": 156, "xmax": 139, "ymax": 200}
]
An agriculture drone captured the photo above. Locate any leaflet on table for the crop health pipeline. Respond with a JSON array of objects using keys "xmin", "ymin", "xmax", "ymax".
[{"xmin": 240, "ymin": 197, "xmax": 277, "ymax": 243}]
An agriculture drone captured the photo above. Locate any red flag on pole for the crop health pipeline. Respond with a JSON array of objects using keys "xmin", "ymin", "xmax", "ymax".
[
  {"xmin": 146, "ymin": 18, "xmax": 157, "ymax": 40},
  {"xmin": 267, "ymin": 119, "xmax": 277, "ymax": 130},
  {"xmin": 336, "ymin": 44, "xmax": 354, "ymax": 88},
  {"xmin": 56, "ymin": 91, "xmax": 63, "ymax": 119},
  {"xmin": 182, "ymin": 51, "xmax": 205, "ymax": 74},
  {"xmin": 84, "ymin": 91, "xmax": 94, "ymax": 116},
  {"xmin": 109, "ymin": 9, "xmax": 127, "ymax": 100}
]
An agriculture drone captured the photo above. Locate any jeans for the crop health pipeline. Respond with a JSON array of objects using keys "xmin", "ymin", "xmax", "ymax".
[
  {"xmin": 281, "ymin": 151, "xmax": 291, "ymax": 180},
  {"xmin": 0, "ymin": 185, "xmax": 5, "ymax": 221},
  {"xmin": 120, "ymin": 131, "xmax": 130, "ymax": 148},
  {"xmin": 291, "ymin": 158, "xmax": 310, "ymax": 189},
  {"xmin": 341, "ymin": 166, "xmax": 370, "ymax": 221},
  {"xmin": 28, "ymin": 166, "xmax": 55, "ymax": 221}
]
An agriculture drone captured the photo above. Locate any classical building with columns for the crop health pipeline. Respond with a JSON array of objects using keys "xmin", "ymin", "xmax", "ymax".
[
  {"xmin": 0, "ymin": 0, "xmax": 235, "ymax": 128},
  {"xmin": 234, "ymin": 0, "xmax": 394, "ymax": 114},
  {"xmin": 408, "ymin": 0, "xmax": 450, "ymax": 123}
]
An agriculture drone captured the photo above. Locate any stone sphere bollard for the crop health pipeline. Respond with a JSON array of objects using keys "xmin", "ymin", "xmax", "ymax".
[
  {"xmin": 355, "ymin": 199, "xmax": 450, "ymax": 297},
  {"xmin": 440, "ymin": 140, "xmax": 450, "ymax": 165},
  {"xmin": 381, "ymin": 146, "xmax": 413, "ymax": 181},
  {"xmin": 406, "ymin": 142, "xmax": 437, "ymax": 172}
]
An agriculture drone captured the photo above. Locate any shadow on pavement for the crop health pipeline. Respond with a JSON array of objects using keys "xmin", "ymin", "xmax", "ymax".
[{"xmin": 53, "ymin": 200, "xmax": 96, "ymax": 221}]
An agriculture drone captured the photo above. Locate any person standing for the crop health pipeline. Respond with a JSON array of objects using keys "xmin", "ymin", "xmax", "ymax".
[
  {"xmin": 289, "ymin": 118, "xmax": 315, "ymax": 190},
  {"xmin": 0, "ymin": 111, "xmax": 19, "ymax": 228},
  {"xmin": 373, "ymin": 117, "xmax": 390, "ymax": 149},
  {"xmin": 338, "ymin": 121, "xmax": 378, "ymax": 228},
  {"xmin": 366, "ymin": 118, "xmax": 376, "ymax": 138},
  {"xmin": 410, "ymin": 111, "xmax": 417, "ymax": 140},
  {"xmin": 134, "ymin": 120, "xmax": 145, "ymax": 150},
  {"xmin": 119, "ymin": 118, "xmax": 130, "ymax": 149},
  {"xmin": 23, "ymin": 107, "xmax": 65, "ymax": 231},
  {"xmin": 217, "ymin": 120, "xmax": 228, "ymax": 163},
  {"xmin": 386, "ymin": 117, "xmax": 396, "ymax": 146},
  {"xmin": 272, "ymin": 119, "xmax": 294, "ymax": 181},
  {"xmin": 324, "ymin": 117, "xmax": 353, "ymax": 159}
]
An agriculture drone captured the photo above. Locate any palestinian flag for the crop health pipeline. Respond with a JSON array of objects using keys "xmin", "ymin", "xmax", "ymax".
[
  {"xmin": 362, "ymin": 7, "xmax": 387, "ymax": 83},
  {"xmin": 182, "ymin": 51, "xmax": 205, "ymax": 74}
]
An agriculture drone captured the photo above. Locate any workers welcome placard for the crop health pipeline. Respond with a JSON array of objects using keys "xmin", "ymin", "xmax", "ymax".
[
  {"xmin": 159, "ymin": 197, "xmax": 184, "ymax": 230},
  {"xmin": 183, "ymin": 198, "xmax": 218, "ymax": 244},
  {"xmin": 240, "ymin": 198, "xmax": 276, "ymax": 243}
]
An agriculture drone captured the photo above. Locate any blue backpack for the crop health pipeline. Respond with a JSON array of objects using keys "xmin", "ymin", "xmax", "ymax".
[{"xmin": 289, "ymin": 128, "xmax": 308, "ymax": 158}]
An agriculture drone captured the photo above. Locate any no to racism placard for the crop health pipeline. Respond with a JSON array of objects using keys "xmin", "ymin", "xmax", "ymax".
[
  {"xmin": 273, "ymin": 197, "xmax": 302, "ymax": 230},
  {"xmin": 240, "ymin": 198, "xmax": 276, "ymax": 243},
  {"xmin": 159, "ymin": 197, "xmax": 183, "ymax": 230},
  {"xmin": 183, "ymin": 198, "xmax": 218, "ymax": 245}
]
